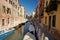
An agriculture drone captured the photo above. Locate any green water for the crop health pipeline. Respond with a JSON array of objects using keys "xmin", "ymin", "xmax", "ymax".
[{"xmin": 2, "ymin": 26, "xmax": 24, "ymax": 40}]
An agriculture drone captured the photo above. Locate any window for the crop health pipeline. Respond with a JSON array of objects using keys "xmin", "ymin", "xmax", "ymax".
[
  {"xmin": 12, "ymin": 18, "xmax": 14, "ymax": 25},
  {"xmin": 9, "ymin": 0, "xmax": 12, "ymax": 4},
  {"xmin": 7, "ymin": 8, "xmax": 11, "ymax": 14},
  {"xmin": 8, "ymin": 18, "xmax": 9, "ymax": 24},
  {"xmin": 15, "ymin": 0, "xmax": 17, "ymax": 2},
  {"xmin": 40, "ymin": 9, "xmax": 44, "ymax": 16},
  {"xmin": 50, "ymin": 0, "xmax": 57, "ymax": 11},
  {"xmin": 2, "ymin": 19, "xmax": 5, "ymax": 26},
  {"xmin": 20, "ymin": 14, "xmax": 22, "ymax": 17},
  {"xmin": 12, "ymin": 2, "xmax": 15, "ymax": 7},
  {"xmin": 18, "ymin": 12, "xmax": 19, "ymax": 16},
  {"xmin": 5, "ymin": 0, "xmax": 7, "ymax": 1},
  {"xmin": 45, "ymin": 17, "xmax": 47, "ymax": 24},
  {"xmin": 20, "ymin": 8, "xmax": 22, "ymax": 13},
  {"xmin": 2, "ymin": 6, "xmax": 6, "ymax": 13},
  {"xmin": 15, "ymin": 5, "xmax": 17, "ymax": 9},
  {"xmin": 18, "ymin": 7, "xmax": 19, "ymax": 10},
  {"xmin": 52, "ymin": 15, "xmax": 56, "ymax": 27},
  {"xmin": 46, "ymin": 1, "xmax": 48, "ymax": 6},
  {"xmin": 40, "ymin": 4, "xmax": 42, "ymax": 7}
]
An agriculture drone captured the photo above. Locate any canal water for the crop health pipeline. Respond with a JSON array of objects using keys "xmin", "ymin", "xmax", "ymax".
[
  {"xmin": 2, "ymin": 25, "xmax": 25, "ymax": 40},
  {"xmin": 24, "ymin": 22, "xmax": 30, "ymax": 35},
  {"xmin": 1, "ymin": 22, "xmax": 30, "ymax": 40}
]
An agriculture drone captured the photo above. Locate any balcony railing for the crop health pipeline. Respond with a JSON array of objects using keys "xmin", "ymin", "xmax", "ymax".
[{"xmin": 45, "ymin": 0, "xmax": 57, "ymax": 12}]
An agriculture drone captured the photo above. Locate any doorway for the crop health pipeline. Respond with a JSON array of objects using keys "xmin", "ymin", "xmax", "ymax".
[{"xmin": 48, "ymin": 16, "xmax": 51, "ymax": 31}]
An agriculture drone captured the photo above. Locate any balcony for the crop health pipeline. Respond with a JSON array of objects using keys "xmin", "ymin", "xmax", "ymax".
[
  {"xmin": 45, "ymin": 0, "xmax": 57, "ymax": 12},
  {"xmin": 58, "ymin": 0, "xmax": 60, "ymax": 4}
]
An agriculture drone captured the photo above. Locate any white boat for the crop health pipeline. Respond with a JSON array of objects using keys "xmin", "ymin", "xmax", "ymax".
[{"xmin": 23, "ymin": 32, "xmax": 36, "ymax": 40}]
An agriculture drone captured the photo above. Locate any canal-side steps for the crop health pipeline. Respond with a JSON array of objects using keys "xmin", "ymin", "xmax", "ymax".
[{"xmin": 0, "ymin": 30, "xmax": 15, "ymax": 40}]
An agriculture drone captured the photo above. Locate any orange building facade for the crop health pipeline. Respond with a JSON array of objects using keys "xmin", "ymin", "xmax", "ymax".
[{"xmin": 43, "ymin": 0, "xmax": 60, "ymax": 40}]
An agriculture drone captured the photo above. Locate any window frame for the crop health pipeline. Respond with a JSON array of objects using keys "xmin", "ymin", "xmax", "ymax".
[
  {"xmin": 7, "ymin": 8, "xmax": 11, "ymax": 14},
  {"xmin": 52, "ymin": 15, "xmax": 56, "ymax": 27},
  {"xmin": 2, "ymin": 19, "xmax": 5, "ymax": 26},
  {"xmin": 45, "ymin": 17, "xmax": 47, "ymax": 24},
  {"xmin": 2, "ymin": 6, "xmax": 6, "ymax": 13},
  {"xmin": 9, "ymin": 0, "xmax": 12, "ymax": 5}
]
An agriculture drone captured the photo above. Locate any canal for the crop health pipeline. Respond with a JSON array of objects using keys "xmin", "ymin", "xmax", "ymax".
[{"xmin": 2, "ymin": 25, "xmax": 25, "ymax": 40}]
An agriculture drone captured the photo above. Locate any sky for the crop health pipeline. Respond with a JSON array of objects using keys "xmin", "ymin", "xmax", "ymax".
[{"xmin": 19, "ymin": 0, "xmax": 38, "ymax": 14}]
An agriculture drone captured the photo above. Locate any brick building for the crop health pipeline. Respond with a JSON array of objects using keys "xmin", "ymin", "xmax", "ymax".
[
  {"xmin": 35, "ymin": 0, "xmax": 44, "ymax": 22},
  {"xmin": 0, "ymin": 0, "xmax": 25, "ymax": 34}
]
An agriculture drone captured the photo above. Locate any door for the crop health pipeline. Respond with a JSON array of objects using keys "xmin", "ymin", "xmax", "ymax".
[{"xmin": 49, "ymin": 16, "xmax": 51, "ymax": 31}]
